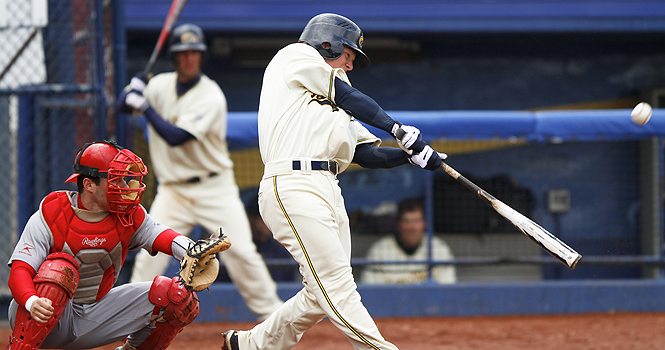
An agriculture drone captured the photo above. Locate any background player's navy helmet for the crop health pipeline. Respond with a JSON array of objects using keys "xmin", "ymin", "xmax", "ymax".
[
  {"xmin": 168, "ymin": 24, "xmax": 207, "ymax": 58},
  {"xmin": 299, "ymin": 13, "xmax": 370, "ymax": 69}
]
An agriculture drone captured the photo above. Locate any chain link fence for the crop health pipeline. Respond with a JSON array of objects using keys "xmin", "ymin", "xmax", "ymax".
[{"xmin": 0, "ymin": 0, "xmax": 119, "ymax": 296}]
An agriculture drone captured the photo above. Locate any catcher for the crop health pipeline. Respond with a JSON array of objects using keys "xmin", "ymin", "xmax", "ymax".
[{"xmin": 5, "ymin": 140, "xmax": 230, "ymax": 350}]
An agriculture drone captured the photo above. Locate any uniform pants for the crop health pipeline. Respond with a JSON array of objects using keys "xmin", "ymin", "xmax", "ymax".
[
  {"xmin": 8, "ymin": 282, "xmax": 154, "ymax": 349},
  {"xmin": 130, "ymin": 169, "xmax": 283, "ymax": 319},
  {"xmin": 240, "ymin": 172, "xmax": 398, "ymax": 350}
]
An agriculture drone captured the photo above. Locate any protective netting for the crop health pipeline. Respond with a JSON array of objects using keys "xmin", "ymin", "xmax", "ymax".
[
  {"xmin": 0, "ymin": 0, "xmax": 117, "ymax": 295},
  {"xmin": 229, "ymin": 136, "xmax": 655, "ymax": 282}
]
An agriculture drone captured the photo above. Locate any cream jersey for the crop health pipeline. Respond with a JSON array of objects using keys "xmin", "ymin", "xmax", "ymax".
[
  {"xmin": 258, "ymin": 43, "xmax": 379, "ymax": 173},
  {"xmin": 143, "ymin": 72, "xmax": 233, "ymax": 183},
  {"xmin": 361, "ymin": 235, "xmax": 457, "ymax": 284}
]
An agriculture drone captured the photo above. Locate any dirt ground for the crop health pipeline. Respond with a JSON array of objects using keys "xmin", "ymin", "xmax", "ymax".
[{"xmin": 2, "ymin": 311, "xmax": 663, "ymax": 350}]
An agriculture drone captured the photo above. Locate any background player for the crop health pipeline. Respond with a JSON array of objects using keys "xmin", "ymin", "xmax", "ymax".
[
  {"xmin": 119, "ymin": 23, "xmax": 283, "ymax": 320},
  {"xmin": 222, "ymin": 13, "xmax": 442, "ymax": 350},
  {"xmin": 246, "ymin": 196, "xmax": 299, "ymax": 282},
  {"xmin": 361, "ymin": 198, "xmax": 456, "ymax": 284},
  {"xmin": 6, "ymin": 141, "xmax": 200, "ymax": 350}
]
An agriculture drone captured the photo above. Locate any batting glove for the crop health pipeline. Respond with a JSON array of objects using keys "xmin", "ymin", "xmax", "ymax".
[
  {"xmin": 392, "ymin": 123, "xmax": 426, "ymax": 154},
  {"xmin": 408, "ymin": 145, "xmax": 443, "ymax": 171},
  {"xmin": 130, "ymin": 73, "xmax": 149, "ymax": 93},
  {"xmin": 124, "ymin": 90, "xmax": 149, "ymax": 112}
]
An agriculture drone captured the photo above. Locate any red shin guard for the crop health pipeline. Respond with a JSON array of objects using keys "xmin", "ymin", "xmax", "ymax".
[
  {"xmin": 7, "ymin": 253, "xmax": 80, "ymax": 350},
  {"xmin": 134, "ymin": 276, "xmax": 199, "ymax": 350}
]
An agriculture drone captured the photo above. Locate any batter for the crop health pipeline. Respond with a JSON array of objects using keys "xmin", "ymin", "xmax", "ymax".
[
  {"xmin": 222, "ymin": 13, "xmax": 443, "ymax": 350},
  {"xmin": 120, "ymin": 24, "xmax": 283, "ymax": 320}
]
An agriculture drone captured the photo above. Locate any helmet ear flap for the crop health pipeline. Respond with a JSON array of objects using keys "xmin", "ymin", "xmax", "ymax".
[{"xmin": 328, "ymin": 41, "xmax": 344, "ymax": 60}]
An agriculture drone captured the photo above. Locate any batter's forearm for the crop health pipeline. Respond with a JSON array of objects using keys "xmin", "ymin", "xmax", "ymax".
[
  {"xmin": 144, "ymin": 107, "xmax": 195, "ymax": 146},
  {"xmin": 334, "ymin": 78, "xmax": 396, "ymax": 134},
  {"xmin": 353, "ymin": 143, "xmax": 409, "ymax": 169}
]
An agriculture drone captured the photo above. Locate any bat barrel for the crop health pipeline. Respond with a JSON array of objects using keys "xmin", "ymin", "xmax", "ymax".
[{"xmin": 439, "ymin": 160, "xmax": 583, "ymax": 270}]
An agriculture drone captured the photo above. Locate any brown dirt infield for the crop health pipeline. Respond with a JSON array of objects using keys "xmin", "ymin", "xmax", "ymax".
[{"xmin": 1, "ymin": 312, "xmax": 663, "ymax": 349}]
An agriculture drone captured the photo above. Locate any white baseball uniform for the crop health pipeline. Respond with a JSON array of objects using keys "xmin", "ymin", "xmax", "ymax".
[
  {"xmin": 362, "ymin": 235, "xmax": 456, "ymax": 284},
  {"xmin": 130, "ymin": 72, "xmax": 283, "ymax": 319},
  {"xmin": 234, "ymin": 42, "xmax": 399, "ymax": 350}
]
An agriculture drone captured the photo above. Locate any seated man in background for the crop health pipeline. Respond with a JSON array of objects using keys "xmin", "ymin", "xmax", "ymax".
[{"xmin": 361, "ymin": 198, "xmax": 456, "ymax": 284}]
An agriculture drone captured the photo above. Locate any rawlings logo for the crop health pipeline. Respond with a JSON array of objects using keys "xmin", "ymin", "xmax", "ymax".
[
  {"xmin": 19, "ymin": 243, "xmax": 34, "ymax": 256},
  {"xmin": 82, "ymin": 237, "xmax": 107, "ymax": 247}
]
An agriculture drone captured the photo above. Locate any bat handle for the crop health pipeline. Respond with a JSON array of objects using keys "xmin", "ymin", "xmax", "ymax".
[{"xmin": 394, "ymin": 127, "xmax": 406, "ymax": 140}]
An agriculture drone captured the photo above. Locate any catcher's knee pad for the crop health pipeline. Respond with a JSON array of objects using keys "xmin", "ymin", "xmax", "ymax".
[
  {"xmin": 135, "ymin": 276, "xmax": 199, "ymax": 350},
  {"xmin": 8, "ymin": 253, "xmax": 80, "ymax": 350}
]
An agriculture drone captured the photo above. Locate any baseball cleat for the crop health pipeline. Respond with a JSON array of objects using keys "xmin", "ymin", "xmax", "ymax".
[{"xmin": 221, "ymin": 330, "xmax": 239, "ymax": 350}]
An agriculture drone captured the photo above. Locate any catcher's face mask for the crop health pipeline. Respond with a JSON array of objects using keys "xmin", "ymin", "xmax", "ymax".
[{"xmin": 106, "ymin": 149, "xmax": 147, "ymax": 226}]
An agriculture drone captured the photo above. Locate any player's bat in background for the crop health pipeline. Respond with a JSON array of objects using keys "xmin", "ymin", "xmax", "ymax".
[
  {"xmin": 395, "ymin": 128, "xmax": 582, "ymax": 269},
  {"xmin": 143, "ymin": 0, "xmax": 189, "ymax": 75}
]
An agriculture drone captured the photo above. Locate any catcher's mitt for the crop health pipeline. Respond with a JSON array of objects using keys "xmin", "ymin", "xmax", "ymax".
[{"xmin": 179, "ymin": 231, "xmax": 231, "ymax": 292}]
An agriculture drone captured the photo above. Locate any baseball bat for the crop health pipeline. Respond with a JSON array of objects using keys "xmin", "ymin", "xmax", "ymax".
[
  {"xmin": 143, "ymin": 0, "xmax": 188, "ymax": 75},
  {"xmin": 438, "ymin": 160, "xmax": 581, "ymax": 269},
  {"xmin": 395, "ymin": 129, "xmax": 582, "ymax": 269}
]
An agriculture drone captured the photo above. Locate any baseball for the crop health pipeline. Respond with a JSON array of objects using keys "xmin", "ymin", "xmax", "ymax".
[{"xmin": 631, "ymin": 102, "xmax": 652, "ymax": 126}]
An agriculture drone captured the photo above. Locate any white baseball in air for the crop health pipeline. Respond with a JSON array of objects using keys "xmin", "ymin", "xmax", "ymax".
[{"xmin": 631, "ymin": 102, "xmax": 652, "ymax": 126}]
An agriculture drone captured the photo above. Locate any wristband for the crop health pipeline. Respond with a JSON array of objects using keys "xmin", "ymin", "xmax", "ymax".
[
  {"xmin": 25, "ymin": 295, "xmax": 39, "ymax": 312},
  {"xmin": 172, "ymin": 235, "xmax": 195, "ymax": 261},
  {"xmin": 391, "ymin": 121, "xmax": 402, "ymax": 136}
]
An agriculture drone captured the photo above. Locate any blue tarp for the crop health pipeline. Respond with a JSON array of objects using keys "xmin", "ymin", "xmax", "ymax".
[{"xmin": 227, "ymin": 109, "xmax": 665, "ymax": 149}]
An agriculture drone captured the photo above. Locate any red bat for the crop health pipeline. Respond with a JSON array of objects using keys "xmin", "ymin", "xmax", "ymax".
[{"xmin": 143, "ymin": 0, "xmax": 189, "ymax": 75}]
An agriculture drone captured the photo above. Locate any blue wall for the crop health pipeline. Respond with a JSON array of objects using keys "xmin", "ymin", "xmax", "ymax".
[
  {"xmin": 167, "ymin": 42, "xmax": 665, "ymax": 112},
  {"xmin": 125, "ymin": 1, "xmax": 665, "ymax": 33},
  {"xmin": 195, "ymin": 280, "xmax": 665, "ymax": 322}
]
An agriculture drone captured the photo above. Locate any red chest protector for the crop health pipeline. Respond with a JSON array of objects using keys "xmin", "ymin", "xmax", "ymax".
[{"xmin": 39, "ymin": 191, "xmax": 146, "ymax": 304}]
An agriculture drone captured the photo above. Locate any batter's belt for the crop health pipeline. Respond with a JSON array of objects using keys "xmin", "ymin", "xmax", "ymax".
[
  {"xmin": 263, "ymin": 159, "xmax": 338, "ymax": 178},
  {"xmin": 163, "ymin": 172, "xmax": 219, "ymax": 185}
]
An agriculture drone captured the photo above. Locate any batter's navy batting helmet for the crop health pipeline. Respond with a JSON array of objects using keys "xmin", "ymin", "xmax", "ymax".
[
  {"xmin": 299, "ymin": 13, "xmax": 370, "ymax": 69},
  {"xmin": 168, "ymin": 24, "xmax": 207, "ymax": 59}
]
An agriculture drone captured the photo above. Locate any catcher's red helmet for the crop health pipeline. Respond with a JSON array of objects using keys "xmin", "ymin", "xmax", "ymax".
[
  {"xmin": 65, "ymin": 141, "xmax": 119, "ymax": 183},
  {"xmin": 66, "ymin": 141, "xmax": 147, "ymax": 226}
]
